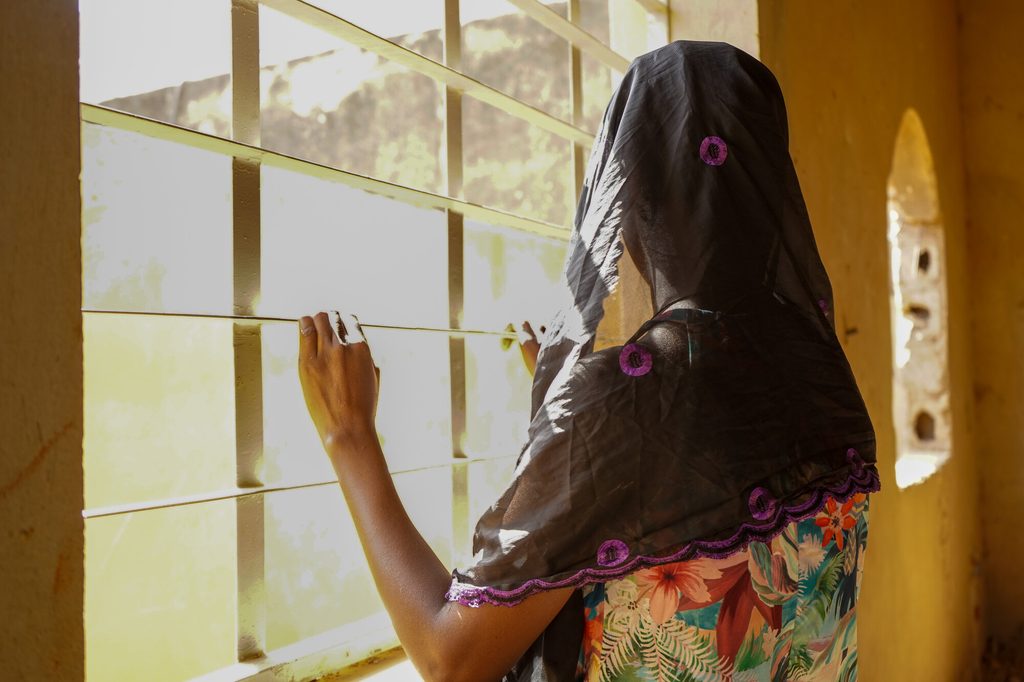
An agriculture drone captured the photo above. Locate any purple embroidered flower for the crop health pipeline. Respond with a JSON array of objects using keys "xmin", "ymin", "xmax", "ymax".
[
  {"xmin": 748, "ymin": 486, "xmax": 778, "ymax": 521},
  {"xmin": 699, "ymin": 135, "xmax": 728, "ymax": 166},
  {"xmin": 846, "ymin": 447, "xmax": 866, "ymax": 474},
  {"xmin": 619, "ymin": 343, "xmax": 653, "ymax": 377},
  {"xmin": 597, "ymin": 539, "xmax": 630, "ymax": 567},
  {"xmin": 818, "ymin": 298, "xmax": 830, "ymax": 316}
]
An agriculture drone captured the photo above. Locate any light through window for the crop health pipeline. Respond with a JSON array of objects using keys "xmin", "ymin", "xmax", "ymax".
[{"xmin": 79, "ymin": 0, "xmax": 665, "ymax": 678}]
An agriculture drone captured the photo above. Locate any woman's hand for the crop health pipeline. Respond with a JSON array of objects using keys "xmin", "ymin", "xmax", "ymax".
[
  {"xmin": 297, "ymin": 310, "xmax": 380, "ymax": 456},
  {"xmin": 516, "ymin": 320, "xmax": 545, "ymax": 375}
]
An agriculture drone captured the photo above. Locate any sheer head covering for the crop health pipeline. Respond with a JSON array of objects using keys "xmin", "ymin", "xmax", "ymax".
[{"xmin": 445, "ymin": 40, "xmax": 880, "ymax": 679}]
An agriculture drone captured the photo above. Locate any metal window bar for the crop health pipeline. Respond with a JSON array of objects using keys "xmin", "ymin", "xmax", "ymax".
[
  {"xmin": 80, "ymin": 104, "xmax": 569, "ymax": 241},
  {"xmin": 631, "ymin": 0, "xmax": 669, "ymax": 18},
  {"xmin": 189, "ymin": 612, "xmax": 403, "ymax": 682},
  {"xmin": 82, "ymin": 455, "xmax": 518, "ymax": 521},
  {"xmin": 568, "ymin": 0, "xmax": 587, "ymax": 199},
  {"xmin": 79, "ymin": 308, "xmax": 523, "ymax": 339},
  {"xmin": 443, "ymin": 0, "xmax": 474, "ymax": 570},
  {"xmin": 231, "ymin": 0, "xmax": 267, "ymax": 663},
  {"xmin": 260, "ymin": 0, "xmax": 595, "ymax": 146},
  {"xmin": 507, "ymin": 0, "xmax": 632, "ymax": 71}
]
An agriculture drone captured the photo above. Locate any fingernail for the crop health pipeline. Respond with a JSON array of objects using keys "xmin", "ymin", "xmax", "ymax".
[{"xmin": 299, "ymin": 316, "xmax": 314, "ymax": 334}]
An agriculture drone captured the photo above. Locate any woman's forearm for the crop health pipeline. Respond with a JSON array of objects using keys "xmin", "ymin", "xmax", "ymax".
[
  {"xmin": 325, "ymin": 432, "xmax": 574, "ymax": 682},
  {"xmin": 326, "ymin": 433, "xmax": 455, "ymax": 679}
]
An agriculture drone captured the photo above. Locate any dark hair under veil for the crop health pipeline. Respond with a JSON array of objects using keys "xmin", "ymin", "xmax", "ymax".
[{"xmin": 444, "ymin": 40, "xmax": 881, "ymax": 679}]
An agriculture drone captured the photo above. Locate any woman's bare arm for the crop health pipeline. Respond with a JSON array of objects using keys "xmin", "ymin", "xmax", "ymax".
[{"xmin": 298, "ymin": 311, "xmax": 571, "ymax": 682}]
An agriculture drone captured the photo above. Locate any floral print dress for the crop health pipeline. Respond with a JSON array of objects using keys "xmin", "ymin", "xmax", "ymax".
[{"xmin": 578, "ymin": 493, "xmax": 870, "ymax": 682}]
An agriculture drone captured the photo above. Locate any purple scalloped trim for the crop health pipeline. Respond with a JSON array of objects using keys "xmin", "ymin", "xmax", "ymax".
[{"xmin": 445, "ymin": 465, "xmax": 879, "ymax": 607}]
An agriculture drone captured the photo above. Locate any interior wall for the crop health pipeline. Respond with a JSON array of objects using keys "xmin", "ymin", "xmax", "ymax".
[
  {"xmin": 0, "ymin": 1, "xmax": 84, "ymax": 679},
  {"xmin": 959, "ymin": 0, "xmax": 1024, "ymax": 647},
  {"xmin": 668, "ymin": 0, "xmax": 986, "ymax": 679}
]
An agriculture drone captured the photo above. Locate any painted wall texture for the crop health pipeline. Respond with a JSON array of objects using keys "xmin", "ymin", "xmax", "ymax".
[
  {"xmin": 0, "ymin": 0, "xmax": 84, "ymax": 680},
  {"xmin": 959, "ymin": 0, "xmax": 1024, "ymax": 648}
]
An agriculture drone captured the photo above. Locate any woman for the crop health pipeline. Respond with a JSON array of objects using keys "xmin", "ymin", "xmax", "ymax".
[{"xmin": 297, "ymin": 40, "xmax": 880, "ymax": 681}]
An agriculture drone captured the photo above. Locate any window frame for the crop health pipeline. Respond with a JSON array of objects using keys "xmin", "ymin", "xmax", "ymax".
[{"xmin": 80, "ymin": 0, "xmax": 668, "ymax": 678}]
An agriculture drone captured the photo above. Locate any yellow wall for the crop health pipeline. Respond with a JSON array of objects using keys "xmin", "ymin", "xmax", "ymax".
[
  {"xmin": 959, "ymin": 0, "xmax": 1024, "ymax": 644},
  {"xmin": 0, "ymin": 0, "xmax": 84, "ymax": 679},
  {"xmin": 671, "ymin": 0, "xmax": 991, "ymax": 679}
]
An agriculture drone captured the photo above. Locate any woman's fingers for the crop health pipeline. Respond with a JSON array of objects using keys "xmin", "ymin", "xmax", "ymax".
[
  {"xmin": 517, "ymin": 321, "xmax": 537, "ymax": 345},
  {"xmin": 333, "ymin": 310, "xmax": 375, "ymax": 370},
  {"xmin": 313, "ymin": 311, "xmax": 335, "ymax": 355},
  {"xmin": 302, "ymin": 310, "xmax": 372, "ymax": 352},
  {"xmin": 296, "ymin": 309, "xmax": 380, "ymax": 449},
  {"xmin": 515, "ymin": 320, "xmax": 542, "ymax": 375},
  {"xmin": 298, "ymin": 315, "xmax": 317, "ymax": 361},
  {"xmin": 518, "ymin": 320, "xmax": 546, "ymax": 342}
]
